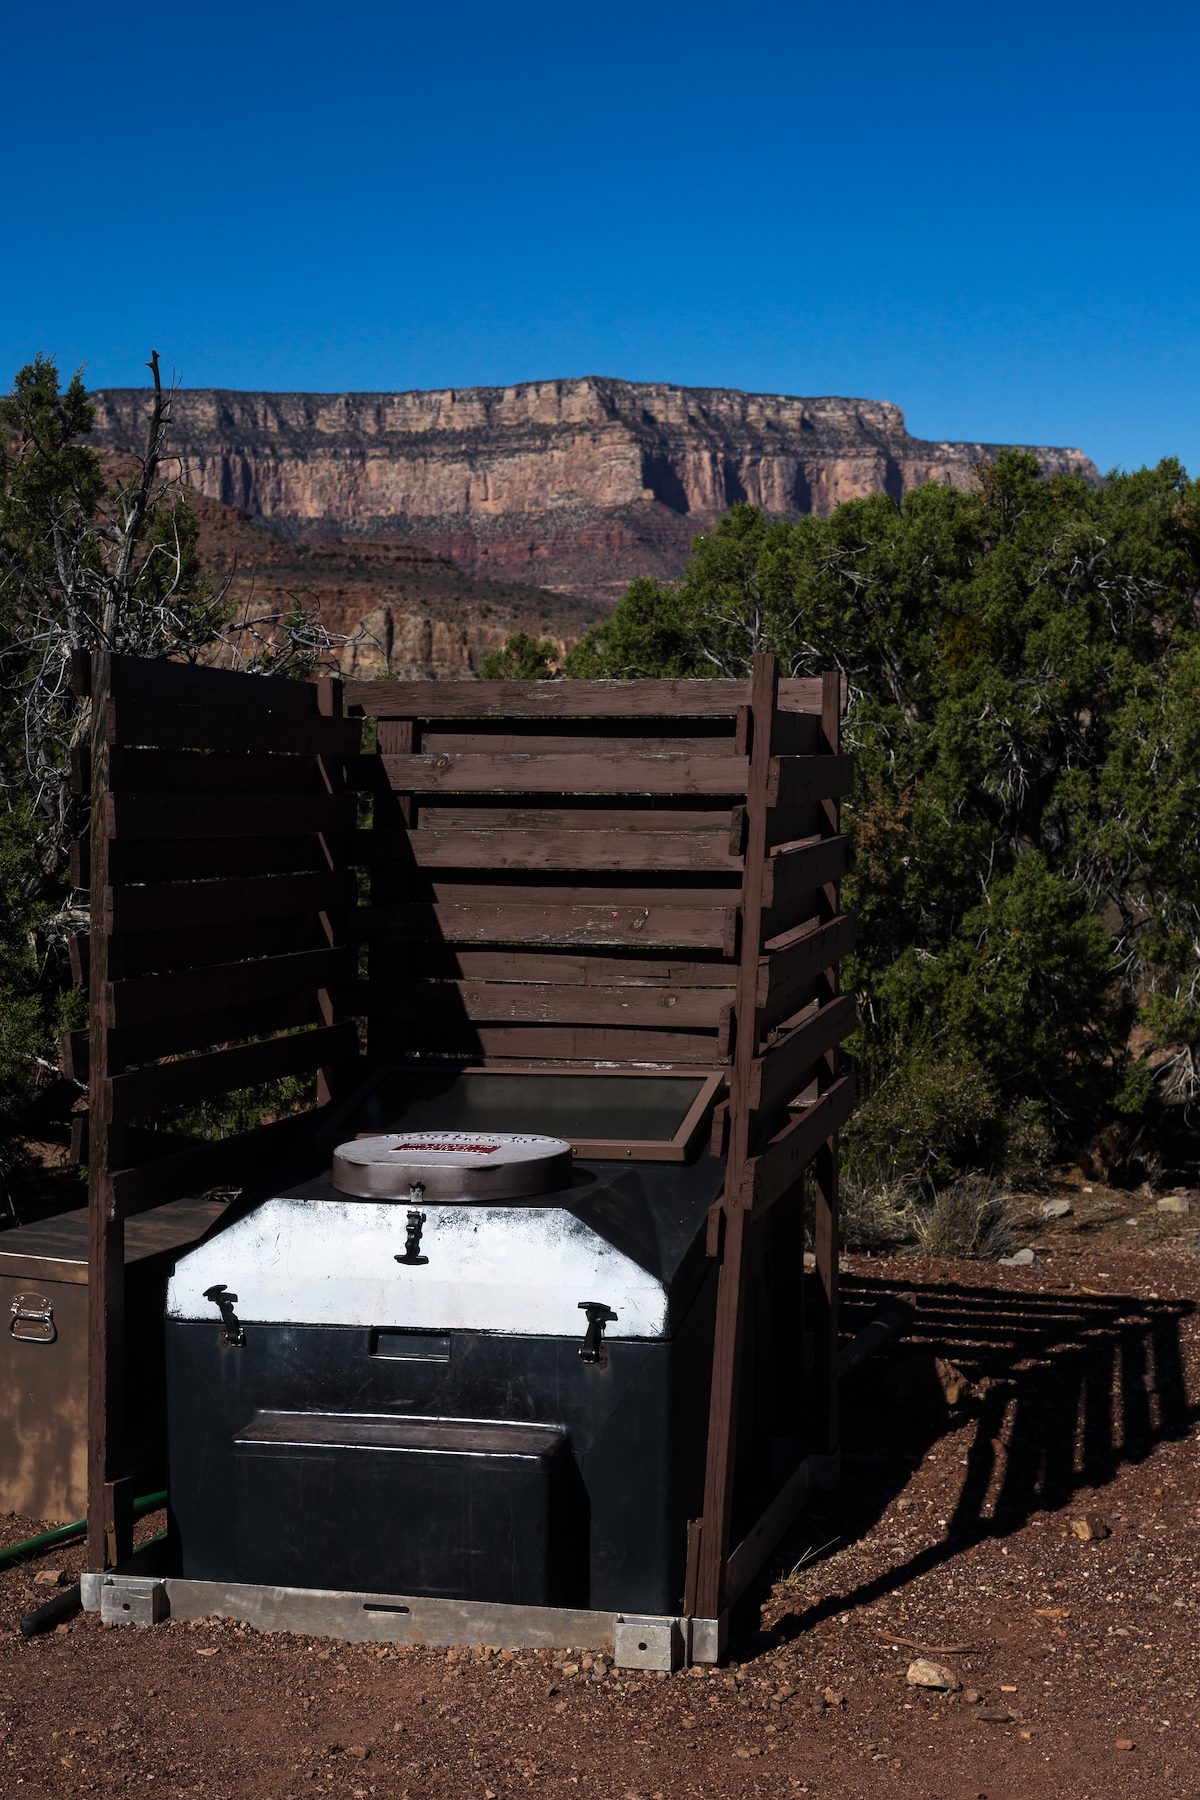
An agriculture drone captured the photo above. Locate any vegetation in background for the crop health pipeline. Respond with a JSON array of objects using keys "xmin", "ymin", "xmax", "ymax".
[{"xmin": 495, "ymin": 453, "xmax": 1200, "ymax": 1232}]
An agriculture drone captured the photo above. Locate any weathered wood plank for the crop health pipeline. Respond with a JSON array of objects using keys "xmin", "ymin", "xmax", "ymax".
[
  {"xmin": 108, "ymin": 1022, "xmax": 355, "ymax": 1124},
  {"xmin": 765, "ymin": 754, "xmax": 855, "ymax": 810},
  {"xmin": 103, "ymin": 792, "xmax": 356, "ymax": 841},
  {"xmin": 110, "ymin": 1112, "xmax": 319, "ymax": 1219},
  {"xmin": 109, "ymin": 748, "xmax": 326, "ymax": 795},
  {"xmin": 416, "ymin": 804, "xmax": 736, "ymax": 834},
  {"xmin": 108, "ymin": 835, "xmax": 327, "ymax": 884},
  {"xmin": 389, "ymin": 1023, "xmax": 723, "ymax": 1064},
  {"xmin": 358, "ymin": 827, "xmax": 741, "ymax": 873},
  {"xmin": 756, "ymin": 915, "xmax": 855, "ymax": 1032},
  {"xmin": 108, "ymin": 990, "xmax": 323, "ymax": 1070},
  {"xmin": 368, "ymin": 946, "xmax": 737, "ymax": 987},
  {"xmin": 358, "ymin": 878, "xmax": 739, "ymax": 908},
  {"xmin": 108, "ymin": 913, "xmax": 328, "ymax": 980},
  {"xmin": 348, "ymin": 676, "xmax": 825, "ymax": 718},
  {"xmin": 356, "ymin": 979, "xmax": 731, "ymax": 1030},
  {"xmin": 109, "ymin": 871, "xmax": 355, "ymax": 934},
  {"xmin": 110, "ymin": 946, "xmax": 354, "ymax": 1029},
  {"xmin": 745, "ymin": 1073, "xmax": 856, "ymax": 1216},
  {"xmin": 749, "ymin": 993, "xmax": 858, "ymax": 1118},
  {"xmin": 107, "ymin": 701, "xmax": 362, "ymax": 757},
  {"xmin": 353, "ymin": 901, "xmax": 739, "ymax": 952},
  {"xmin": 379, "ymin": 752, "xmax": 749, "ymax": 796},
  {"xmin": 419, "ymin": 730, "xmax": 736, "ymax": 756},
  {"xmin": 762, "ymin": 835, "xmax": 852, "ymax": 932},
  {"xmin": 769, "ymin": 712, "xmax": 821, "ymax": 756},
  {"xmin": 108, "ymin": 655, "xmax": 321, "ymax": 714}
]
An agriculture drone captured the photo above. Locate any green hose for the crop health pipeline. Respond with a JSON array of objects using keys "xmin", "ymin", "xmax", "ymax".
[{"xmin": 0, "ymin": 1489, "xmax": 167, "ymax": 1571}]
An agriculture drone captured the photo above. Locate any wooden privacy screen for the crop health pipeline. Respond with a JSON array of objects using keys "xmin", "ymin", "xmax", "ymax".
[
  {"xmin": 75, "ymin": 651, "xmax": 855, "ymax": 1617},
  {"xmin": 73, "ymin": 652, "xmax": 361, "ymax": 1567}
]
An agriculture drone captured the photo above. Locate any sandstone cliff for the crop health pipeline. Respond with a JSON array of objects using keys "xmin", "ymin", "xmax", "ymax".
[{"xmin": 89, "ymin": 377, "xmax": 1099, "ymax": 604}]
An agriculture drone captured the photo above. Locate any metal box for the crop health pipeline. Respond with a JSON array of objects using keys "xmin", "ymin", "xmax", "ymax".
[{"xmin": 0, "ymin": 1201, "xmax": 223, "ymax": 1521}]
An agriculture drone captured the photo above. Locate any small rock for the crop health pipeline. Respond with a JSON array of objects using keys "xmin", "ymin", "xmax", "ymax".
[
  {"xmin": 32, "ymin": 1568, "xmax": 67, "ymax": 1587},
  {"xmin": 906, "ymin": 1659, "xmax": 959, "ymax": 1691},
  {"xmin": 1156, "ymin": 1195, "xmax": 1192, "ymax": 1214},
  {"xmin": 822, "ymin": 1687, "xmax": 845, "ymax": 1707},
  {"xmin": 1114, "ymin": 1738, "xmax": 1135, "ymax": 1751},
  {"xmin": 963, "ymin": 1688, "xmax": 981, "ymax": 1704},
  {"xmin": 562, "ymin": 1663, "xmax": 580, "ymax": 1677},
  {"xmin": 1039, "ymin": 1198, "xmax": 1072, "ymax": 1220},
  {"xmin": 896, "ymin": 1497, "xmax": 914, "ymax": 1513},
  {"xmin": 345, "ymin": 1747, "xmax": 369, "ymax": 1762},
  {"xmin": 1070, "ymin": 1516, "xmax": 1111, "ymax": 1541},
  {"xmin": 979, "ymin": 1707, "xmax": 1013, "ymax": 1722},
  {"xmin": 195, "ymin": 1646, "xmax": 219, "ymax": 1658},
  {"xmin": 999, "ymin": 1247, "xmax": 1038, "ymax": 1267}
]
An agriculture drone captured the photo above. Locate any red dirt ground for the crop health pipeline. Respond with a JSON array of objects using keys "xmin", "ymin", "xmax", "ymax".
[{"xmin": 1, "ymin": 1228, "xmax": 1198, "ymax": 1800}]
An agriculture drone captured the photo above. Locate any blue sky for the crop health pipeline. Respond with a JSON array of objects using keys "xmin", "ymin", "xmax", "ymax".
[{"xmin": 5, "ymin": 0, "xmax": 1196, "ymax": 474}]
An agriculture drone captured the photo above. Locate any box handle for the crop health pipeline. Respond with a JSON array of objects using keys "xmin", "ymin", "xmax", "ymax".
[{"xmin": 9, "ymin": 1295, "xmax": 55, "ymax": 1344}]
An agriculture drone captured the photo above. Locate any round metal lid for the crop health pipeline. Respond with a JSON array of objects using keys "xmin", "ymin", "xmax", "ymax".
[{"xmin": 331, "ymin": 1130, "xmax": 574, "ymax": 1202}]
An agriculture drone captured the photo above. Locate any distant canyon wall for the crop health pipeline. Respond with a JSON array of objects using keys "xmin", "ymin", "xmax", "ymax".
[{"xmin": 88, "ymin": 377, "xmax": 1099, "ymax": 602}]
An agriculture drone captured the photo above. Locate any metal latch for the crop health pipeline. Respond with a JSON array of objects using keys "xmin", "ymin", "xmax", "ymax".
[
  {"xmin": 203, "ymin": 1284, "xmax": 245, "ymax": 1348},
  {"xmin": 578, "ymin": 1301, "xmax": 617, "ymax": 1364},
  {"xmin": 394, "ymin": 1206, "xmax": 428, "ymax": 1266},
  {"xmin": 9, "ymin": 1294, "xmax": 55, "ymax": 1344}
]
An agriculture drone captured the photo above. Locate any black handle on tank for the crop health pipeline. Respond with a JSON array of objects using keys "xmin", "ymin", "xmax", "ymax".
[
  {"xmin": 203, "ymin": 1284, "xmax": 245, "ymax": 1348},
  {"xmin": 578, "ymin": 1301, "xmax": 617, "ymax": 1364}
]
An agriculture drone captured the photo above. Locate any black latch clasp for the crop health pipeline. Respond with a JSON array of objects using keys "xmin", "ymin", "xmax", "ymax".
[
  {"xmin": 203, "ymin": 1283, "xmax": 245, "ymax": 1348},
  {"xmin": 578, "ymin": 1301, "xmax": 617, "ymax": 1364},
  {"xmin": 395, "ymin": 1208, "xmax": 428, "ymax": 1266}
]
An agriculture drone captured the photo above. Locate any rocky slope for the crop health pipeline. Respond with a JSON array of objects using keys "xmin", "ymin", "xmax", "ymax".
[
  {"xmin": 157, "ymin": 477, "xmax": 600, "ymax": 678},
  {"xmin": 89, "ymin": 378, "xmax": 1099, "ymax": 603}
]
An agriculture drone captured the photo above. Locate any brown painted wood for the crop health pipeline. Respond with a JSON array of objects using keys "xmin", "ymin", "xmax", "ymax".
[
  {"xmin": 368, "ymin": 946, "xmax": 735, "ymax": 986},
  {"xmin": 107, "ymin": 1021, "xmax": 355, "ymax": 1124},
  {"xmin": 110, "ymin": 946, "xmax": 354, "ymax": 1030},
  {"xmin": 353, "ymin": 901, "xmax": 739, "ymax": 952},
  {"xmin": 109, "ymin": 871, "xmax": 355, "ymax": 934},
  {"xmin": 68, "ymin": 934, "xmax": 89, "ymax": 987},
  {"xmin": 107, "ymin": 700, "xmax": 362, "ymax": 757},
  {"xmin": 415, "ymin": 804, "xmax": 737, "ymax": 834},
  {"xmin": 348, "ymin": 676, "xmax": 826, "ymax": 718},
  {"xmin": 361, "ymin": 827, "xmax": 742, "ymax": 874},
  {"xmin": 418, "ymin": 730, "xmax": 737, "ymax": 756},
  {"xmin": 110, "ymin": 1111, "xmax": 319, "ymax": 1218},
  {"xmin": 379, "ymin": 751, "xmax": 750, "ymax": 797},
  {"xmin": 108, "ymin": 913, "xmax": 328, "ymax": 980},
  {"xmin": 769, "ymin": 711, "xmax": 821, "ymax": 755},
  {"xmin": 109, "ymin": 989, "xmax": 323, "ymax": 1069},
  {"xmin": 108, "ymin": 835, "xmax": 327, "ymax": 884},
  {"xmin": 60, "ymin": 1028, "xmax": 88, "ymax": 1083},
  {"xmin": 765, "ymin": 753, "xmax": 854, "ymax": 810},
  {"xmin": 108, "ymin": 654, "xmax": 322, "ymax": 713},
  {"xmin": 750, "ymin": 993, "xmax": 858, "ymax": 1118},
  {"xmin": 762, "ymin": 835, "xmax": 852, "ymax": 926},
  {"xmin": 313, "ymin": 675, "xmax": 353, "ymax": 1108},
  {"xmin": 384, "ymin": 1023, "xmax": 723, "ymax": 1064},
  {"xmin": 356, "ymin": 877, "xmax": 740, "ymax": 908},
  {"xmin": 356, "ymin": 978, "xmax": 731, "ymax": 1030},
  {"xmin": 809, "ymin": 669, "xmax": 846, "ymax": 1458},
  {"xmin": 756, "ymin": 915, "xmax": 855, "ymax": 1033},
  {"xmin": 70, "ymin": 835, "xmax": 90, "ymax": 888},
  {"xmin": 70, "ymin": 743, "xmax": 91, "ymax": 796},
  {"xmin": 103, "ymin": 791, "xmax": 356, "ymax": 841},
  {"xmin": 744, "ymin": 1073, "xmax": 856, "ymax": 1216},
  {"xmin": 109, "ymin": 747, "xmax": 327, "ymax": 794},
  {"xmin": 692, "ymin": 653, "xmax": 779, "ymax": 1621}
]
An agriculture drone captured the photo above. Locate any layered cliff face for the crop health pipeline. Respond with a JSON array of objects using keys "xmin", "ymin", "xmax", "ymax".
[{"xmin": 89, "ymin": 377, "xmax": 1099, "ymax": 603}]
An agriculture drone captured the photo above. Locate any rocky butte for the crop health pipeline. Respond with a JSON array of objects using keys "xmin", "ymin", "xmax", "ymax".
[{"xmin": 88, "ymin": 377, "xmax": 1099, "ymax": 606}]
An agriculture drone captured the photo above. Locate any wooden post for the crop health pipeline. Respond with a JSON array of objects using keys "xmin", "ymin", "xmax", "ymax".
[
  {"xmin": 85, "ymin": 652, "xmax": 131, "ymax": 1570},
  {"xmin": 315, "ymin": 676, "xmax": 351, "ymax": 1107},
  {"xmin": 810, "ymin": 670, "xmax": 843, "ymax": 1456},
  {"xmin": 690, "ymin": 653, "xmax": 778, "ymax": 1620}
]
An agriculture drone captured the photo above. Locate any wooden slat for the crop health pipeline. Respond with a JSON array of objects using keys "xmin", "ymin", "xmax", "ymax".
[
  {"xmin": 756, "ymin": 915, "xmax": 855, "ymax": 1033},
  {"xmin": 769, "ymin": 712, "xmax": 821, "ymax": 756},
  {"xmin": 419, "ymin": 730, "xmax": 736, "ymax": 756},
  {"xmin": 766, "ymin": 754, "xmax": 854, "ymax": 810},
  {"xmin": 379, "ymin": 752, "xmax": 749, "ymax": 796},
  {"xmin": 353, "ymin": 902, "xmax": 738, "ymax": 952},
  {"xmin": 356, "ymin": 979, "xmax": 730, "ymax": 1030},
  {"xmin": 358, "ymin": 878, "xmax": 740, "ymax": 908},
  {"xmin": 109, "ymin": 990, "xmax": 323, "ymax": 1070},
  {"xmin": 107, "ymin": 701, "xmax": 362, "ymax": 756},
  {"xmin": 104, "ymin": 792, "xmax": 356, "ymax": 841},
  {"xmin": 109, "ymin": 871, "xmax": 356, "ymax": 934},
  {"xmin": 71, "ymin": 835, "xmax": 90, "ymax": 888},
  {"xmin": 348, "ymin": 676, "xmax": 825, "ymax": 718},
  {"xmin": 108, "ymin": 655, "xmax": 321, "ymax": 713},
  {"xmin": 745, "ymin": 1074, "xmax": 857, "ymax": 1216},
  {"xmin": 416, "ymin": 804, "xmax": 736, "ymax": 834},
  {"xmin": 107, "ymin": 1022, "xmax": 355, "ymax": 1124},
  {"xmin": 61, "ymin": 1028, "xmax": 88, "ymax": 1083},
  {"xmin": 110, "ymin": 1112, "xmax": 319, "ymax": 1219},
  {"xmin": 108, "ymin": 914, "xmax": 327, "ymax": 980},
  {"xmin": 762, "ymin": 835, "xmax": 852, "ymax": 929},
  {"xmin": 749, "ymin": 993, "xmax": 858, "ymax": 1118},
  {"xmin": 109, "ymin": 748, "xmax": 326, "ymax": 795},
  {"xmin": 387, "ymin": 1023, "xmax": 723, "ymax": 1063},
  {"xmin": 110, "ymin": 946, "xmax": 354, "ymax": 1029},
  {"xmin": 108, "ymin": 835, "xmax": 327, "ymax": 884},
  {"xmin": 368, "ymin": 947, "xmax": 736, "ymax": 986},
  {"xmin": 359, "ymin": 827, "xmax": 741, "ymax": 874}
]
